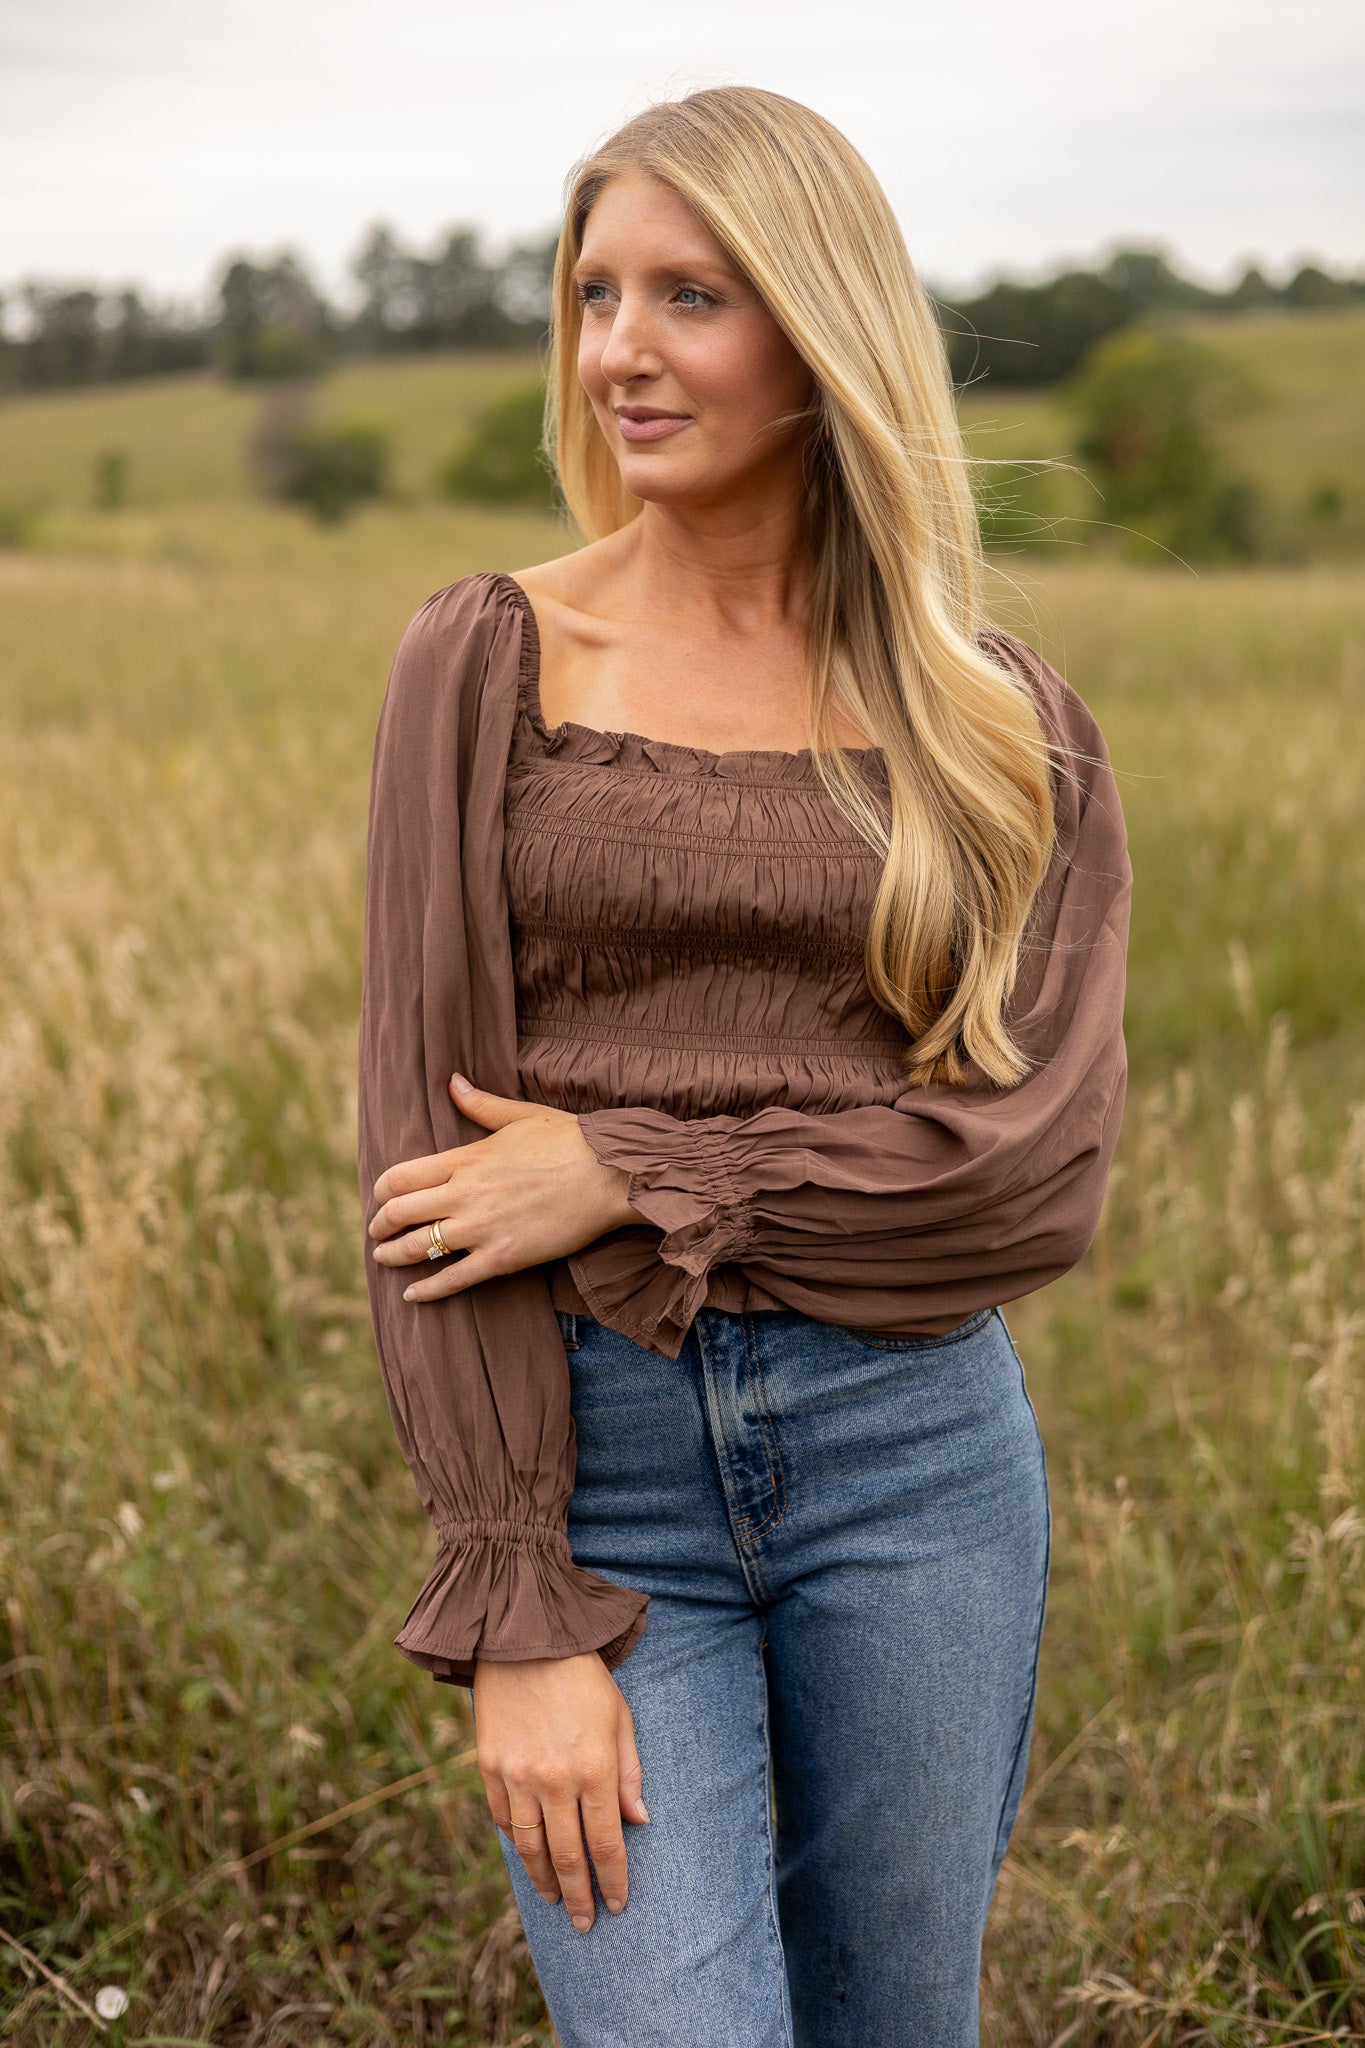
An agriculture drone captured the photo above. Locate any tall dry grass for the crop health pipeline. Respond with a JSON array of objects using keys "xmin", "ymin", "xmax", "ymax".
[{"xmin": 0, "ymin": 513, "xmax": 1362, "ymax": 2042}]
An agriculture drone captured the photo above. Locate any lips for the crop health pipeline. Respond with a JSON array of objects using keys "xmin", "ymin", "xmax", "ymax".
[{"xmin": 614, "ymin": 407, "xmax": 692, "ymax": 444}]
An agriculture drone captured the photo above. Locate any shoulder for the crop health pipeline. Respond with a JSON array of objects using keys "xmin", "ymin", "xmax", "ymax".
[
  {"xmin": 977, "ymin": 626, "xmax": 1106, "ymax": 756},
  {"xmin": 977, "ymin": 627, "xmax": 1127, "ymax": 879},
  {"xmin": 391, "ymin": 569, "xmax": 525, "ymax": 671},
  {"xmin": 372, "ymin": 571, "xmax": 533, "ymax": 779},
  {"xmin": 976, "ymin": 624, "xmax": 1117, "ymax": 809},
  {"xmin": 381, "ymin": 570, "xmax": 535, "ymax": 721}
]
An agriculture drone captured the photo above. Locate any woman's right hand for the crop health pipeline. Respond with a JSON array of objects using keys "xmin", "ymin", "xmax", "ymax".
[{"xmin": 473, "ymin": 1650, "xmax": 650, "ymax": 1932}]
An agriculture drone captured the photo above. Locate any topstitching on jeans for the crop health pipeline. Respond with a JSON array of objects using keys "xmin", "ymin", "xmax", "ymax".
[
  {"xmin": 756, "ymin": 1634, "xmax": 797, "ymax": 2048},
  {"xmin": 990, "ymin": 1348, "xmax": 1051, "ymax": 1875}
]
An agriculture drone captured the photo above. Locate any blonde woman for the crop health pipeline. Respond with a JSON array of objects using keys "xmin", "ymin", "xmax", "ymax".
[{"xmin": 358, "ymin": 86, "xmax": 1130, "ymax": 2047}]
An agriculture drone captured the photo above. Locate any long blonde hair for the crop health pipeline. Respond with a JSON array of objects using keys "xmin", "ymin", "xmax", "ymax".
[{"xmin": 546, "ymin": 86, "xmax": 1056, "ymax": 1088}]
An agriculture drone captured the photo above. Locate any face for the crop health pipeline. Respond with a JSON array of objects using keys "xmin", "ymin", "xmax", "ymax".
[{"xmin": 573, "ymin": 171, "xmax": 817, "ymax": 510}]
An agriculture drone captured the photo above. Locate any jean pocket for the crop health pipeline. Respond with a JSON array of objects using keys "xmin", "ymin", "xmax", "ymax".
[
  {"xmin": 832, "ymin": 1305, "xmax": 996, "ymax": 1351},
  {"xmin": 555, "ymin": 1309, "xmax": 583, "ymax": 1352}
]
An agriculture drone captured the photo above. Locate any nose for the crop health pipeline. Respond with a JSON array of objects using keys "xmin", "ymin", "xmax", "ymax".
[{"xmin": 597, "ymin": 290, "xmax": 663, "ymax": 388}]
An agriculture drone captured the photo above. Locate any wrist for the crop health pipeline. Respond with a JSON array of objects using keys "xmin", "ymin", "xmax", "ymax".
[
  {"xmin": 576, "ymin": 1113, "xmax": 641, "ymax": 1231},
  {"xmin": 602, "ymin": 1163, "xmax": 641, "ymax": 1232}
]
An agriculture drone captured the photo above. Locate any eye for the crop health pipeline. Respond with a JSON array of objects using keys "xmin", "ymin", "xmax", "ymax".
[
  {"xmin": 575, "ymin": 281, "xmax": 610, "ymax": 307},
  {"xmin": 674, "ymin": 285, "xmax": 716, "ymax": 309}
]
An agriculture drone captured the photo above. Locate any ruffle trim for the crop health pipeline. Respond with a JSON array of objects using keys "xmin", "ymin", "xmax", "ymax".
[
  {"xmin": 394, "ymin": 1516, "xmax": 649, "ymax": 1688},
  {"xmin": 571, "ymin": 1113, "xmax": 756, "ymax": 1356}
]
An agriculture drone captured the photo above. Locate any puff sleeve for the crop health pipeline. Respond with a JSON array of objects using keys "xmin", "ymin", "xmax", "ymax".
[{"xmin": 356, "ymin": 573, "xmax": 649, "ymax": 1684}]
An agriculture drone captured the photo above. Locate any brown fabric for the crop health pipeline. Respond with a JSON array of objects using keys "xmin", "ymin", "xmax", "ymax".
[{"xmin": 358, "ymin": 568, "xmax": 1131, "ymax": 1681}]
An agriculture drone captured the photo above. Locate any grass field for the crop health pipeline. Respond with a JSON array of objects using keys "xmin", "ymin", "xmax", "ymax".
[{"xmin": 1, "ymin": 352, "xmax": 1364, "ymax": 2043}]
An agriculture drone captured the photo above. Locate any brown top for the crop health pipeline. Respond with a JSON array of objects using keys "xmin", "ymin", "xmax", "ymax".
[{"xmin": 357, "ymin": 570, "xmax": 1131, "ymax": 1685}]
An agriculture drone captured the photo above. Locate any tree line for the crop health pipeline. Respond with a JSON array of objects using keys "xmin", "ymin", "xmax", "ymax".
[{"xmin": 1, "ymin": 222, "xmax": 1361, "ymax": 396}]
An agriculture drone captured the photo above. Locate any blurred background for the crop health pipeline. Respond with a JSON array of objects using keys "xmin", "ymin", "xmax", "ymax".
[{"xmin": 1, "ymin": 4, "xmax": 1363, "ymax": 2043}]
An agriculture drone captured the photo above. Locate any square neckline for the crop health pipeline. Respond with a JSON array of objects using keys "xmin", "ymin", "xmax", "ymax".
[{"xmin": 490, "ymin": 570, "xmax": 884, "ymax": 769}]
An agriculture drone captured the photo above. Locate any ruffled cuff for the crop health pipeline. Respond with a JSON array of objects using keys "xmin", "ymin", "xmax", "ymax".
[
  {"xmin": 574, "ymin": 1111, "xmax": 755, "ymax": 1353},
  {"xmin": 395, "ymin": 1516, "xmax": 649, "ymax": 1688}
]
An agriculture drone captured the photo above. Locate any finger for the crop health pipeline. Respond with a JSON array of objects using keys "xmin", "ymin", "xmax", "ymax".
[
  {"xmin": 372, "ymin": 1215, "xmax": 467, "ymax": 1266},
  {"xmin": 450, "ymin": 1076, "xmax": 543, "ymax": 1125},
  {"xmin": 581, "ymin": 1775, "xmax": 629, "ymax": 1915},
  {"xmin": 617, "ymin": 1710, "xmax": 651, "ymax": 1827},
  {"xmin": 371, "ymin": 1149, "xmax": 456, "ymax": 1206},
  {"xmin": 369, "ymin": 1183, "xmax": 460, "ymax": 1242},
  {"xmin": 542, "ymin": 1798, "xmax": 596, "ymax": 1933},
  {"xmin": 483, "ymin": 1777, "xmax": 561, "ymax": 1905},
  {"xmin": 508, "ymin": 1816, "xmax": 562, "ymax": 1905},
  {"xmin": 400, "ymin": 1246, "xmax": 509, "ymax": 1302}
]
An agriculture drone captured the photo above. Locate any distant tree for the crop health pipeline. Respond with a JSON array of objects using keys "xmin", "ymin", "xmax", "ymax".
[
  {"xmin": 215, "ymin": 253, "xmax": 330, "ymax": 380},
  {"xmin": 1098, "ymin": 247, "xmax": 1216, "ymax": 311},
  {"xmin": 352, "ymin": 223, "xmax": 424, "ymax": 346},
  {"xmin": 249, "ymin": 391, "xmax": 389, "ymax": 522},
  {"xmin": 1283, "ymin": 264, "xmax": 1354, "ymax": 309},
  {"xmin": 1225, "ymin": 263, "xmax": 1278, "ymax": 310},
  {"xmin": 493, "ymin": 230, "xmax": 560, "ymax": 329},
  {"xmin": 437, "ymin": 382, "xmax": 559, "ymax": 509},
  {"xmin": 1070, "ymin": 325, "xmax": 1267, "ymax": 561},
  {"xmin": 350, "ymin": 222, "xmax": 554, "ymax": 351},
  {"xmin": 15, "ymin": 285, "xmax": 103, "ymax": 386},
  {"xmin": 93, "ymin": 448, "xmax": 130, "ymax": 509}
]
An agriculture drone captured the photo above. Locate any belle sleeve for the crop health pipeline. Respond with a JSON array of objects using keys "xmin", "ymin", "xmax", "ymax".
[
  {"xmin": 568, "ymin": 639, "xmax": 1131, "ymax": 1360},
  {"xmin": 356, "ymin": 574, "xmax": 648, "ymax": 1684}
]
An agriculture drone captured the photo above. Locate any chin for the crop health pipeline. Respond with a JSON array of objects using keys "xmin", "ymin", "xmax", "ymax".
[{"xmin": 615, "ymin": 457, "xmax": 736, "ymax": 508}]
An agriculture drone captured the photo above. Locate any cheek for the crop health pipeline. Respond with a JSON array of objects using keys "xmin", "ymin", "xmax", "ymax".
[
  {"xmin": 687, "ymin": 322, "xmax": 810, "ymax": 425},
  {"xmin": 577, "ymin": 326, "xmax": 606, "ymax": 399}
]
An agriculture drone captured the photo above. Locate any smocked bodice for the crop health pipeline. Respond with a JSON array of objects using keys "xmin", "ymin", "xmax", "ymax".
[{"xmin": 502, "ymin": 642, "xmax": 914, "ymax": 1125}]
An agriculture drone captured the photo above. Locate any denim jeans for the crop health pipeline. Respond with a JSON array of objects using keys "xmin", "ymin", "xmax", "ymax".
[{"xmin": 481, "ymin": 1303, "xmax": 1049, "ymax": 2048}]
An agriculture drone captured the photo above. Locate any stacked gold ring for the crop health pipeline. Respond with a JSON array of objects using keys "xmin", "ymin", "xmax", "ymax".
[{"xmin": 427, "ymin": 1220, "xmax": 451, "ymax": 1260}]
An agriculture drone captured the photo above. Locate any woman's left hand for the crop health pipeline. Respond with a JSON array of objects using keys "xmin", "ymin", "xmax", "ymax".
[{"xmin": 367, "ymin": 1073, "xmax": 638, "ymax": 1301}]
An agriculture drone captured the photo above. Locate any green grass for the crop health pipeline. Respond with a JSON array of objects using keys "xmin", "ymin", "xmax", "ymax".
[
  {"xmin": 0, "ymin": 400, "xmax": 1363, "ymax": 2041},
  {"xmin": 0, "ymin": 353, "xmax": 545, "ymax": 509}
]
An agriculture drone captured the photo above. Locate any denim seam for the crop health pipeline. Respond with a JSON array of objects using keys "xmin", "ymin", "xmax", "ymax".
[
  {"xmin": 834, "ymin": 1305, "xmax": 995, "ymax": 1352},
  {"xmin": 990, "ymin": 1328, "xmax": 1052, "ymax": 1872},
  {"xmin": 732, "ymin": 1312, "xmax": 788, "ymax": 1551},
  {"xmin": 756, "ymin": 1635, "xmax": 796, "ymax": 2048}
]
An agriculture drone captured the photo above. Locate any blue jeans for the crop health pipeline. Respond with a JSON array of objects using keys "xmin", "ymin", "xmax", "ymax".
[{"xmin": 484, "ymin": 1303, "xmax": 1049, "ymax": 2048}]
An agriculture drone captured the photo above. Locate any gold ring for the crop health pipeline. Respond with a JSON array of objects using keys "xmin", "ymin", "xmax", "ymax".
[
  {"xmin": 510, "ymin": 1818, "xmax": 545, "ymax": 1832},
  {"xmin": 427, "ymin": 1220, "xmax": 451, "ymax": 1260}
]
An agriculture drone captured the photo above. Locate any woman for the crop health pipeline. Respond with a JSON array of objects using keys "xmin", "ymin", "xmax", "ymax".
[{"xmin": 357, "ymin": 86, "xmax": 1130, "ymax": 2048}]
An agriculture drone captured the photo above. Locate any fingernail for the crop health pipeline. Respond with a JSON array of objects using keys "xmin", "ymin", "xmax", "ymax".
[
  {"xmin": 605, "ymin": 1895, "xmax": 624, "ymax": 1914},
  {"xmin": 572, "ymin": 1913, "xmax": 592, "ymax": 1933},
  {"xmin": 451, "ymin": 1071, "xmax": 470, "ymax": 1090},
  {"xmin": 403, "ymin": 1287, "xmax": 415, "ymax": 1300},
  {"xmin": 638, "ymin": 1805, "xmax": 650, "ymax": 1823}
]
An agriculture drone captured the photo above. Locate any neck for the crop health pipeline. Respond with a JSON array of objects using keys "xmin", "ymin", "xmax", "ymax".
[{"xmin": 618, "ymin": 481, "xmax": 812, "ymax": 636}]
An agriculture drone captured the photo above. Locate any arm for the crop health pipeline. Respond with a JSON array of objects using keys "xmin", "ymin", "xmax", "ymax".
[
  {"xmin": 568, "ymin": 646, "xmax": 1132, "ymax": 1358},
  {"xmin": 356, "ymin": 573, "xmax": 648, "ymax": 1683}
]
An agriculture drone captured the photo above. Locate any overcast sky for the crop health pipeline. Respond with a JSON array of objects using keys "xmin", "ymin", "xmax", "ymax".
[{"xmin": 2, "ymin": 0, "xmax": 1361, "ymax": 308}]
